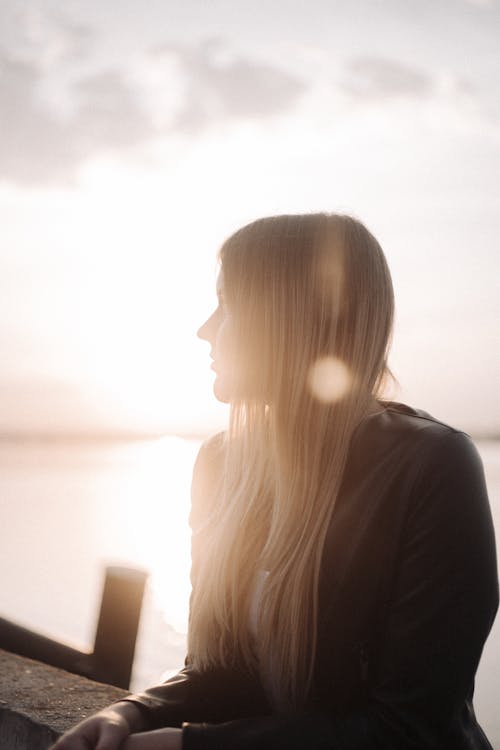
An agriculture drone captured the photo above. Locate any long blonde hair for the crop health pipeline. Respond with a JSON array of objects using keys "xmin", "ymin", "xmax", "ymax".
[{"xmin": 188, "ymin": 213, "xmax": 394, "ymax": 710}]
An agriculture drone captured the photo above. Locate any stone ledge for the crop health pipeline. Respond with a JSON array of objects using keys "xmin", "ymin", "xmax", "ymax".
[{"xmin": 0, "ymin": 649, "xmax": 126, "ymax": 749}]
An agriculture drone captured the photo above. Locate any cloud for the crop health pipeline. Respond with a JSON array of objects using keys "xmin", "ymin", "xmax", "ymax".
[
  {"xmin": 463, "ymin": 0, "xmax": 495, "ymax": 6},
  {"xmin": 336, "ymin": 56, "xmax": 486, "ymax": 131},
  {"xmin": 74, "ymin": 70, "xmax": 156, "ymax": 150},
  {"xmin": 152, "ymin": 39, "xmax": 306, "ymax": 133},
  {"xmin": 0, "ymin": 3, "xmax": 93, "ymax": 68},
  {"xmin": 340, "ymin": 57, "xmax": 434, "ymax": 100},
  {"xmin": 45, "ymin": 15, "xmax": 93, "ymax": 64},
  {"xmin": 0, "ymin": 5, "xmax": 153, "ymax": 185},
  {"xmin": 0, "ymin": 52, "xmax": 155, "ymax": 185},
  {"xmin": 0, "ymin": 53, "xmax": 75, "ymax": 184},
  {"xmin": 0, "ymin": 35, "xmax": 306, "ymax": 186}
]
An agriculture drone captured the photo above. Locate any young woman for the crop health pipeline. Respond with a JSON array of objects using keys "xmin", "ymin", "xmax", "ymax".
[{"xmin": 52, "ymin": 213, "xmax": 498, "ymax": 749}]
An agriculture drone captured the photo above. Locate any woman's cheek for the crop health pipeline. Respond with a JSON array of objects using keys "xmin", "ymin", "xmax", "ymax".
[
  {"xmin": 212, "ymin": 317, "xmax": 238, "ymax": 402},
  {"xmin": 216, "ymin": 316, "xmax": 236, "ymax": 370}
]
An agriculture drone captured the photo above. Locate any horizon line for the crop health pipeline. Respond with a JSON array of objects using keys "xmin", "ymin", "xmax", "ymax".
[{"xmin": 0, "ymin": 428, "xmax": 498, "ymax": 443}]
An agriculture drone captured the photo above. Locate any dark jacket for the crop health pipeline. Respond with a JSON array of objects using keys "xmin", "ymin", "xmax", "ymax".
[{"xmin": 122, "ymin": 403, "xmax": 499, "ymax": 749}]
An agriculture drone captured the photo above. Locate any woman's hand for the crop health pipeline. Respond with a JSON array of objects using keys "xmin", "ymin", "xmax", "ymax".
[
  {"xmin": 121, "ymin": 728, "xmax": 182, "ymax": 750},
  {"xmin": 50, "ymin": 702, "xmax": 143, "ymax": 750}
]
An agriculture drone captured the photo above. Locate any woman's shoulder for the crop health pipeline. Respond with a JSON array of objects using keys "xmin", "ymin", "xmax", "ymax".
[
  {"xmin": 194, "ymin": 431, "xmax": 228, "ymax": 484},
  {"xmin": 189, "ymin": 431, "xmax": 227, "ymax": 531},
  {"xmin": 371, "ymin": 400, "xmax": 463, "ymax": 434},
  {"xmin": 353, "ymin": 401, "xmax": 484, "ymax": 488},
  {"xmin": 345, "ymin": 404, "xmax": 492, "ymax": 567},
  {"xmin": 365, "ymin": 401, "xmax": 476, "ymax": 451}
]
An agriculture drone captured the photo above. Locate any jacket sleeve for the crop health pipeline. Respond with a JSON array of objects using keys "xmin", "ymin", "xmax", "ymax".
[{"xmin": 122, "ymin": 431, "xmax": 498, "ymax": 749}]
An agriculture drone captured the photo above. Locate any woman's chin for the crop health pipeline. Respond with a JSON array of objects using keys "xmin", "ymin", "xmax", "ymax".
[{"xmin": 213, "ymin": 376, "xmax": 231, "ymax": 404}]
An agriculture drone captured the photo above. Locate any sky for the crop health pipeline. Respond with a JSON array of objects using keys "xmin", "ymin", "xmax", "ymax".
[{"xmin": 0, "ymin": 0, "xmax": 499, "ymax": 436}]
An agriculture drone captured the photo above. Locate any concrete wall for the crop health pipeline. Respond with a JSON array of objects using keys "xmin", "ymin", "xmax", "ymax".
[{"xmin": 0, "ymin": 649, "xmax": 126, "ymax": 749}]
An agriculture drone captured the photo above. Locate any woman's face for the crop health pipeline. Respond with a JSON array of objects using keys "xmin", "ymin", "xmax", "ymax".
[{"xmin": 197, "ymin": 272, "xmax": 238, "ymax": 403}]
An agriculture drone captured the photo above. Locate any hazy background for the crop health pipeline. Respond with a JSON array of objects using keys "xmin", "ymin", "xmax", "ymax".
[
  {"xmin": 0, "ymin": 0, "xmax": 499, "ymax": 742},
  {"xmin": 0, "ymin": 0, "xmax": 498, "ymax": 438}
]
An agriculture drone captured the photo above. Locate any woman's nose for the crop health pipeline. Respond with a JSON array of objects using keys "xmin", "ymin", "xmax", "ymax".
[
  {"xmin": 197, "ymin": 312, "xmax": 214, "ymax": 342},
  {"xmin": 197, "ymin": 320, "xmax": 208, "ymax": 340}
]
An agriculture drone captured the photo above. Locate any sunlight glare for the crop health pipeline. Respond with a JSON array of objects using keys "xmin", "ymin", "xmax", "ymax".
[
  {"xmin": 308, "ymin": 356, "xmax": 351, "ymax": 403},
  {"xmin": 108, "ymin": 436, "xmax": 201, "ymax": 634}
]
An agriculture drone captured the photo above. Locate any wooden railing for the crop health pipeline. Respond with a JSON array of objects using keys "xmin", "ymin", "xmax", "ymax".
[{"xmin": 0, "ymin": 566, "xmax": 147, "ymax": 690}]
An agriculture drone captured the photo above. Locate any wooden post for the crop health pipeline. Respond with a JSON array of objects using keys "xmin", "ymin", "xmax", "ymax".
[{"xmin": 91, "ymin": 566, "xmax": 148, "ymax": 689}]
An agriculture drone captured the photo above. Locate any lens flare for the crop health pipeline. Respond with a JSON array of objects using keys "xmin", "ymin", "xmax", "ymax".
[{"xmin": 308, "ymin": 356, "xmax": 351, "ymax": 403}]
